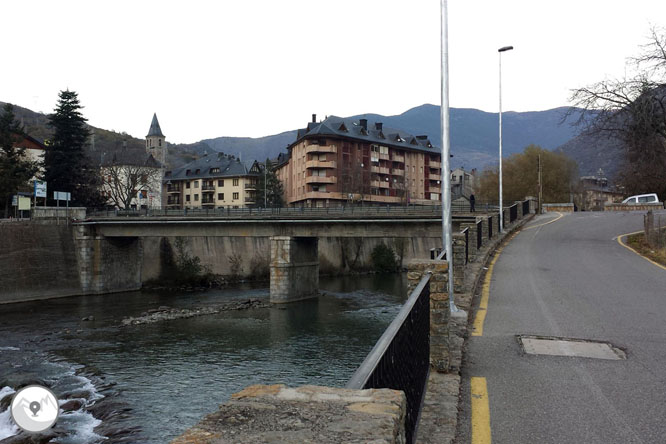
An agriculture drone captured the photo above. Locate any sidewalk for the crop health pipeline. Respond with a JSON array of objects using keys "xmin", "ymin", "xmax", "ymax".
[{"xmin": 416, "ymin": 214, "xmax": 533, "ymax": 443}]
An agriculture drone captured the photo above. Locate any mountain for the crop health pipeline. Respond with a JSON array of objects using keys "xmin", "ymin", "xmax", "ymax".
[
  {"xmin": 201, "ymin": 104, "xmax": 588, "ymax": 170},
  {"xmin": 3, "ymin": 100, "xmax": 621, "ymax": 175},
  {"xmin": 557, "ymin": 131, "xmax": 625, "ymax": 178}
]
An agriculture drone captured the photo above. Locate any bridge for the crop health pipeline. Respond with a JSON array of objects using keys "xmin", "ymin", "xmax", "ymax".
[{"xmin": 73, "ymin": 201, "xmax": 533, "ymax": 303}]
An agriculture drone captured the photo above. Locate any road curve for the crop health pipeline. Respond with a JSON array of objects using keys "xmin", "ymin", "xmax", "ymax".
[{"xmin": 458, "ymin": 210, "xmax": 666, "ymax": 444}]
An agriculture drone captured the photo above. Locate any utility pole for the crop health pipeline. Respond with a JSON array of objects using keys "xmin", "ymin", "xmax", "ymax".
[{"xmin": 537, "ymin": 154, "xmax": 543, "ymax": 214}]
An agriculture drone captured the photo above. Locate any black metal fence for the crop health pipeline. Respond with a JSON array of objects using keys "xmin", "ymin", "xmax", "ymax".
[
  {"xmin": 522, "ymin": 199, "xmax": 530, "ymax": 216},
  {"xmin": 476, "ymin": 220, "xmax": 482, "ymax": 250},
  {"xmin": 509, "ymin": 204, "xmax": 518, "ymax": 223},
  {"xmin": 347, "ymin": 274, "xmax": 431, "ymax": 444},
  {"xmin": 488, "ymin": 215, "xmax": 493, "ymax": 239}
]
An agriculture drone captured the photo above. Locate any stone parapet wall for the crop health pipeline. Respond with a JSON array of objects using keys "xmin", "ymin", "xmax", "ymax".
[
  {"xmin": 171, "ymin": 384, "xmax": 407, "ymax": 444},
  {"xmin": 452, "ymin": 234, "xmax": 466, "ymax": 293},
  {"xmin": 543, "ymin": 203, "xmax": 574, "ymax": 213},
  {"xmin": 604, "ymin": 203, "xmax": 664, "ymax": 212},
  {"xmin": 407, "ymin": 260, "xmax": 450, "ymax": 373},
  {"xmin": 32, "ymin": 206, "xmax": 86, "ymax": 220}
]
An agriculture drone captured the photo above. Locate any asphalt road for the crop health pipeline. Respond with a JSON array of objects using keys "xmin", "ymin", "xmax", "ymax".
[{"xmin": 457, "ymin": 210, "xmax": 666, "ymax": 444}]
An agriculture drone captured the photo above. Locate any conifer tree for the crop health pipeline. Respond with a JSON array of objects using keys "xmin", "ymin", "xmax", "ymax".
[
  {"xmin": 45, "ymin": 90, "xmax": 103, "ymax": 207},
  {"xmin": 0, "ymin": 103, "xmax": 39, "ymax": 217},
  {"xmin": 256, "ymin": 159, "xmax": 284, "ymax": 207}
]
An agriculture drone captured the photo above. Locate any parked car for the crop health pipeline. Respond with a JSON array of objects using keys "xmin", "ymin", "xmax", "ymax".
[{"xmin": 622, "ymin": 193, "xmax": 660, "ymax": 204}]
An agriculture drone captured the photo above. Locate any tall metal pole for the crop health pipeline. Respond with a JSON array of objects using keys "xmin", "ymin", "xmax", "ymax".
[
  {"xmin": 498, "ymin": 45, "xmax": 513, "ymax": 233},
  {"xmin": 440, "ymin": 0, "xmax": 457, "ymax": 312}
]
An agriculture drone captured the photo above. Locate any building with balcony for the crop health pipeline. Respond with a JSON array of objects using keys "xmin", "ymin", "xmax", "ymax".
[
  {"xmin": 275, "ymin": 115, "xmax": 443, "ymax": 207},
  {"xmin": 163, "ymin": 153, "xmax": 261, "ymax": 209}
]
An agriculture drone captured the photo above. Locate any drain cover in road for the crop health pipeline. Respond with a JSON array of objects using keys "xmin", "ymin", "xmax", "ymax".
[{"xmin": 517, "ymin": 335, "xmax": 626, "ymax": 360}]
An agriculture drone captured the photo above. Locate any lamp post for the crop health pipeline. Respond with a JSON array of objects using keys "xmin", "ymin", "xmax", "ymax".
[
  {"xmin": 440, "ymin": 0, "xmax": 458, "ymax": 312},
  {"xmin": 498, "ymin": 45, "xmax": 513, "ymax": 233}
]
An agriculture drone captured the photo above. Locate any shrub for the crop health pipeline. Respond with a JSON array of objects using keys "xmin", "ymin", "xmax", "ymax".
[{"xmin": 371, "ymin": 243, "xmax": 398, "ymax": 272}]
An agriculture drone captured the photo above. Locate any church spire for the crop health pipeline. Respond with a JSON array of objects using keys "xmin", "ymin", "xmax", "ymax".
[{"xmin": 147, "ymin": 113, "xmax": 164, "ymax": 137}]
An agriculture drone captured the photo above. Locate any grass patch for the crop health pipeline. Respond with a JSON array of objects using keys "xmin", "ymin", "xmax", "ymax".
[{"xmin": 626, "ymin": 233, "xmax": 666, "ymax": 267}]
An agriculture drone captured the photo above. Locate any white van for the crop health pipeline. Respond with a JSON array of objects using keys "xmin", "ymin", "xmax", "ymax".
[{"xmin": 622, "ymin": 193, "xmax": 660, "ymax": 204}]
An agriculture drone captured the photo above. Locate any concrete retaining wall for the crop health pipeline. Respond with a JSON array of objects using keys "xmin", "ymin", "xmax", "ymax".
[{"xmin": 543, "ymin": 203, "xmax": 574, "ymax": 213}]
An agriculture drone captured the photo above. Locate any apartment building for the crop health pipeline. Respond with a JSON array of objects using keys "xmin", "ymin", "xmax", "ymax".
[
  {"xmin": 164, "ymin": 153, "xmax": 261, "ymax": 209},
  {"xmin": 275, "ymin": 115, "xmax": 442, "ymax": 207}
]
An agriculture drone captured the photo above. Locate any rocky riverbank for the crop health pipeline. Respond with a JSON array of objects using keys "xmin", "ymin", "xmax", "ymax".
[{"xmin": 120, "ymin": 299, "xmax": 270, "ymax": 326}]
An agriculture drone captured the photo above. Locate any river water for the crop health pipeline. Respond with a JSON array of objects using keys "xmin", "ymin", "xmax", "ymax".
[{"xmin": 0, "ymin": 274, "xmax": 407, "ymax": 443}]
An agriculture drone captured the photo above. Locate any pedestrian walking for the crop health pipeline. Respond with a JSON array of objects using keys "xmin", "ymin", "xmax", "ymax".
[{"xmin": 470, "ymin": 194, "xmax": 476, "ymax": 212}]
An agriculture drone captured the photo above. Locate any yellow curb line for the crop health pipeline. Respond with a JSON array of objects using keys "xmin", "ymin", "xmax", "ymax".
[
  {"xmin": 522, "ymin": 211, "xmax": 564, "ymax": 230},
  {"xmin": 471, "ymin": 377, "xmax": 492, "ymax": 444},
  {"xmin": 616, "ymin": 231, "xmax": 666, "ymax": 271}
]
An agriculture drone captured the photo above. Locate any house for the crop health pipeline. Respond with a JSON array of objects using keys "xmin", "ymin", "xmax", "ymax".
[
  {"xmin": 274, "ymin": 114, "xmax": 443, "ymax": 207},
  {"xmin": 164, "ymin": 154, "xmax": 261, "ymax": 209},
  {"xmin": 578, "ymin": 170, "xmax": 624, "ymax": 211},
  {"xmin": 451, "ymin": 167, "xmax": 476, "ymax": 199},
  {"xmin": 100, "ymin": 148, "xmax": 163, "ymax": 209},
  {"xmin": 13, "ymin": 134, "xmax": 46, "ymax": 184}
]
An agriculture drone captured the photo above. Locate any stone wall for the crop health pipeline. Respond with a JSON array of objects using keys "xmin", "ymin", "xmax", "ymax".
[
  {"xmin": 406, "ymin": 260, "xmax": 450, "ymax": 373},
  {"xmin": 171, "ymin": 384, "xmax": 407, "ymax": 444},
  {"xmin": 543, "ymin": 203, "xmax": 574, "ymax": 213},
  {"xmin": 32, "ymin": 206, "xmax": 86, "ymax": 220},
  {"xmin": 604, "ymin": 202, "xmax": 665, "ymax": 212}
]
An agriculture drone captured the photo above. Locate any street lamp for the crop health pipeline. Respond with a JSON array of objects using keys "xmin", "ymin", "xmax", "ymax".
[
  {"xmin": 441, "ymin": 0, "xmax": 458, "ymax": 313},
  {"xmin": 498, "ymin": 45, "xmax": 513, "ymax": 233}
]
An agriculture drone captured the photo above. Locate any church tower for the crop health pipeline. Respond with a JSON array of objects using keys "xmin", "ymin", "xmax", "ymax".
[{"xmin": 146, "ymin": 113, "xmax": 166, "ymax": 166}]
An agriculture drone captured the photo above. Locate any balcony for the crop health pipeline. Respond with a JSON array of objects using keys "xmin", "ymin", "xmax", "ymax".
[
  {"xmin": 305, "ymin": 144, "xmax": 337, "ymax": 154},
  {"xmin": 379, "ymin": 181, "xmax": 390, "ymax": 189},
  {"xmin": 430, "ymin": 187, "xmax": 441, "ymax": 194},
  {"xmin": 201, "ymin": 184, "xmax": 215, "ymax": 192},
  {"xmin": 370, "ymin": 180, "xmax": 380, "ymax": 188},
  {"xmin": 167, "ymin": 197, "xmax": 181, "ymax": 206},
  {"xmin": 245, "ymin": 183, "xmax": 257, "ymax": 190},
  {"xmin": 166, "ymin": 185, "xmax": 181, "ymax": 193},
  {"xmin": 371, "ymin": 166, "xmax": 390, "ymax": 174},
  {"xmin": 392, "ymin": 169, "xmax": 405, "ymax": 176},
  {"xmin": 306, "ymin": 160, "xmax": 337, "ymax": 169},
  {"xmin": 201, "ymin": 198, "xmax": 215, "ymax": 206},
  {"xmin": 429, "ymin": 161, "xmax": 441, "ymax": 169},
  {"xmin": 379, "ymin": 153, "xmax": 390, "ymax": 160},
  {"xmin": 429, "ymin": 173, "xmax": 441, "ymax": 181},
  {"xmin": 391, "ymin": 154, "xmax": 405, "ymax": 163},
  {"xmin": 305, "ymin": 176, "xmax": 336, "ymax": 184}
]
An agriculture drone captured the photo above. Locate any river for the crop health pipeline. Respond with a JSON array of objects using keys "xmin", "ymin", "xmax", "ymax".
[{"xmin": 0, "ymin": 274, "xmax": 407, "ymax": 443}]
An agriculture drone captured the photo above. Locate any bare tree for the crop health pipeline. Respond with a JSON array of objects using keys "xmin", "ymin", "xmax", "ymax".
[
  {"xmin": 101, "ymin": 162, "xmax": 161, "ymax": 209},
  {"xmin": 568, "ymin": 27, "xmax": 666, "ymax": 199}
]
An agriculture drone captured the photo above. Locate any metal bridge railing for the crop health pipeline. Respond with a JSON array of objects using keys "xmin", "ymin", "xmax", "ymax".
[
  {"xmin": 522, "ymin": 199, "xmax": 530, "ymax": 216},
  {"xmin": 462, "ymin": 227, "xmax": 469, "ymax": 264},
  {"xmin": 476, "ymin": 220, "xmax": 483, "ymax": 250},
  {"xmin": 488, "ymin": 215, "xmax": 493, "ymax": 239},
  {"xmin": 509, "ymin": 203, "xmax": 518, "ymax": 223},
  {"xmin": 347, "ymin": 273, "xmax": 431, "ymax": 444}
]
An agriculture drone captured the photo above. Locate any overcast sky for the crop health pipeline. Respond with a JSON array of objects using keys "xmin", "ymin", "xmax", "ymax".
[{"xmin": 2, "ymin": 0, "xmax": 665, "ymax": 143}]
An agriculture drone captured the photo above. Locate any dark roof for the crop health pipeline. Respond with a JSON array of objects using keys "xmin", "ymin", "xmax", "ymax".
[
  {"xmin": 100, "ymin": 149, "xmax": 162, "ymax": 168},
  {"xmin": 291, "ymin": 116, "xmax": 439, "ymax": 154},
  {"xmin": 165, "ymin": 153, "xmax": 260, "ymax": 181},
  {"xmin": 147, "ymin": 113, "xmax": 164, "ymax": 137}
]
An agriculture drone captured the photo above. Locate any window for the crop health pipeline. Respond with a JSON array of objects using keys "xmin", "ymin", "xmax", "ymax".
[
  {"xmin": 211, "ymin": 168, "xmax": 220, "ymax": 174},
  {"xmin": 194, "ymin": 181, "xmax": 199, "ymax": 188},
  {"xmin": 194, "ymin": 194, "xmax": 199, "ymax": 201},
  {"xmin": 218, "ymin": 179, "xmax": 224, "ymax": 187},
  {"xmin": 233, "ymin": 178, "xmax": 239, "ymax": 186},
  {"xmin": 218, "ymin": 193, "xmax": 224, "ymax": 200},
  {"xmin": 186, "ymin": 182, "xmax": 191, "ymax": 189},
  {"xmin": 233, "ymin": 192, "xmax": 239, "ymax": 200},
  {"xmin": 186, "ymin": 195, "xmax": 191, "ymax": 202},
  {"xmin": 159, "ymin": 139, "xmax": 162, "ymax": 147},
  {"xmin": 186, "ymin": 169, "xmax": 191, "ymax": 176},
  {"xmin": 195, "ymin": 169, "xmax": 200, "ymax": 174}
]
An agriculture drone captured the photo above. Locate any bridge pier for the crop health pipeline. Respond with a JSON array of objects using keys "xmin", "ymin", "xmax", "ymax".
[{"xmin": 270, "ymin": 236, "xmax": 319, "ymax": 303}]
